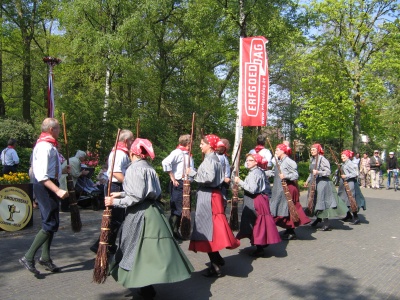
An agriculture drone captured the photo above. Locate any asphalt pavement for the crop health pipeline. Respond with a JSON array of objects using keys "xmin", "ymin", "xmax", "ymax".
[{"xmin": 0, "ymin": 187, "xmax": 399, "ymax": 300}]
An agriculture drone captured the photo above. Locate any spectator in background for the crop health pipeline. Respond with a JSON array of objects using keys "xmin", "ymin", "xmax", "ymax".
[
  {"xmin": 370, "ymin": 150, "xmax": 383, "ymax": 189},
  {"xmin": 1, "ymin": 138, "xmax": 19, "ymax": 175},
  {"xmin": 248, "ymin": 135, "xmax": 273, "ymax": 169},
  {"xmin": 352, "ymin": 153, "xmax": 360, "ymax": 167},
  {"xmin": 386, "ymin": 152, "xmax": 399, "ymax": 190},
  {"xmin": 359, "ymin": 152, "xmax": 371, "ymax": 188}
]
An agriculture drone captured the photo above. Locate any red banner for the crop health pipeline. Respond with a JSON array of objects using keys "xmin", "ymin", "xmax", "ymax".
[{"xmin": 240, "ymin": 37, "xmax": 269, "ymax": 126}]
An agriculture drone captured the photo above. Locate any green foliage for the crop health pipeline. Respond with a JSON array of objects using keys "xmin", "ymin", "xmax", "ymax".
[{"xmin": 0, "ymin": 119, "xmax": 37, "ymax": 148}]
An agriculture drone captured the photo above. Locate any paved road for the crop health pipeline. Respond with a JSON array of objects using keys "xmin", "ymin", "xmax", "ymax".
[{"xmin": 0, "ymin": 188, "xmax": 399, "ymax": 300}]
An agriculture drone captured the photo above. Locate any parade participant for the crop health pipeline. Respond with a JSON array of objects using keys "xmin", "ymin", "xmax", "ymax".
[
  {"xmin": 188, "ymin": 134, "xmax": 240, "ymax": 277},
  {"xmin": 106, "ymin": 138, "xmax": 193, "ymax": 299},
  {"xmin": 304, "ymin": 144, "xmax": 348, "ymax": 231},
  {"xmin": 268, "ymin": 143, "xmax": 310, "ymax": 240},
  {"xmin": 19, "ymin": 118, "xmax": 69, "ymax": 275},
  {"xmin": 248, "ymin": 135, "xmax": 272, "ymax": 169},
  {"xmin": 161, "ymin": 134, "xmax": 194, "ymax": 240},
  {"xmin": 1, "ymin": 138, "xmax": 19, "ymax": 174},
  {"xmin": 90, "ymin": 129, "xmax": 134, "ymax": 254},
  {"xmin": 235, "ymin": 153, "xmax": 280, "ymax": 257},
  {"xmin": 59, "ymin": 150, "xmax": 89, "ymax": 212},
  {"xmin": 386, "ymin": 152, "xmax": 398, "ymax": 189},
  {"xmin": 338, "ymin": 150, "xmax": 367, "ymax": 225},
  {"xmin": 215, "ymin": 139, "xmax": 231, "ymax": 209},
  {"xmin": 359, "ymin": 152, "xmax": 371, "ymax": 188},
  {"xmin": 369, "ymin": 150, "xmax": 383, "ymax": 189}
]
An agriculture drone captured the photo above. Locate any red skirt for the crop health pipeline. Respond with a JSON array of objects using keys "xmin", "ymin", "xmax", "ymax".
[
  {"xmin": 189, "ymin": 190, "xmax": 240, "ymax": 253},
  {"xmin": 274, "ymin": 184, "xmax": 311, "ymax": 229}
]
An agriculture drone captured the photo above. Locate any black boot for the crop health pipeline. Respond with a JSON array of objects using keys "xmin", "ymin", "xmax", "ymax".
[
  {"xmin": 350, "ymin": 212, "xmax": 360, "ymax": 225},
  {"xmin": 170, "ymin": 215, "xmax": 183, "ymax": 240},
  {"xmin": 311, "ymin": 218, "xmax": 322, "ymax": 227},
  {"xmin": 341, "ymin": 211, "xmax": 352, "ymax": 222}
]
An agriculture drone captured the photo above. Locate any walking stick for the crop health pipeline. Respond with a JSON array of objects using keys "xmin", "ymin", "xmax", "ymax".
[
  {"xmin": 93, "ymin": 129, "xmax": 121, "ymax": 284},
  {"xmin": 61, "ymin": 113, "xmax": 82, "ymax": 233},
  {"xmin": 329, "ymin": 147, "xmax": 358, "ymax": 213},
  {"xmin": 229, "ymin": 139, "xmax": 242, "ymax": 231},
  {"xmin": 306, "ymin": 154, "xmax": 319, "ymax": 217},
  {"xmin": 136, "ymin": 118, "xmax": 140, "ymax": 138},
  {"xmin": 180, "ymin": 113, "xmax": 195, "ymax": 239},
  {"xmin": 267, "ymin": 139, "xmax": 300, "ymax": 223}
]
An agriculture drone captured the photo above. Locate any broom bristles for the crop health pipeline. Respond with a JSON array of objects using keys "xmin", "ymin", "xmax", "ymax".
[
  {"xmin": 288, "ymin": 201, "xmax": 300, "ymax": 223},
  {"xmin": 70, "ymin": 204, "xmax": 82, "ymax": 232},
  {"xmin": 93, "ymin": 209, "xmax": 112, "ymax": 284}
]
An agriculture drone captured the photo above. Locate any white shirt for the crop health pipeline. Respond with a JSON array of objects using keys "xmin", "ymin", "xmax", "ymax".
[
  {"xmin": 32, "ymin": 142, "xmax": 62, "ymax": 182},
  {"xmin": 107, "ymin": 150, "xmax": 130, "ymax": 183},
  {"xmin": 1, "ymin": 147, "xmax": 19, "ymax": 166},
  {"xmin": 162, "ymin": 148, "xmax": 194, "ymax": 180}
]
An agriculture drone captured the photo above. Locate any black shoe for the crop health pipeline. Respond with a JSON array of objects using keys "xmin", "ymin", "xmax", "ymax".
[
  {"xmin": 318, "ymin": 226, "xmax": 332, "ymax": 231},
  {"xmin": 341, "ymin": 216, "xmax": 352, "ymax": 222},
  {"xmin": 138, "ymin": 285, "xmax": 156, "ymax": 299},
  {"xmin": 90, "ymin": 245, "xmax": 98, "ymax": 254},
  {"xmin": 282, "ymin": 233, "xmax": 297, "ymax": 240},
  {"xmin": 311, "ymin": 218, "xmax": 322, "ymax": 227},
  {"xmin": 19, "ymin": 256, "xmax": 40, "ymax": 275},
  {"xmin": 350, "ymin": 219, "xmax": 360, "ymax": 225},
  {"xmin": 38, "ymin": 258, "xmax": 60, "ymax": 272},
  {"xmin": 202, "ymin": 265, "xmax": 223, "ymax": 278},
  {"xmin": 250, "ymin": 249, "xmax": 265, "ymax": 257}
]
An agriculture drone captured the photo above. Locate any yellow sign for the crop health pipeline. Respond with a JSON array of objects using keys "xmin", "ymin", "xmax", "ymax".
[{"xmin": 0, "ymin": 186, "xmax": 32, "ymax": 231}]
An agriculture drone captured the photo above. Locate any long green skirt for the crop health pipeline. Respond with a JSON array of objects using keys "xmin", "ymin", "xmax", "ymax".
[
  {"xmin": 110, "ymin": 202, "xmax": 194, "ymax": 288},
  {"xmin": 316, "ymin": 182, "xmax": 349, "ymax": 219}
]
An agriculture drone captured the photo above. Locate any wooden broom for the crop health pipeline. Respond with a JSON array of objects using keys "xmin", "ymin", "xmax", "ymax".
[
  {"xmin": 180, "ymin": 113, "xmax": 195, "ymax": 240},
  {"xmin": 61, "ymin": 113, "xmax": 82, "ymax": 233},
  {"xmin": 93, "ymin": 129, "xmax": 121, "ymax": 284}
]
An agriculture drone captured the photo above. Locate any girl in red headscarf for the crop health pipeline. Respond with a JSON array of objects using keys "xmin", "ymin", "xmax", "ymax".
[
  {"xmin": 105, "ymin": 139, "xmax": 194, "ymax": 298},
  {"xmin": 187, "ymin": 134, "xmax": 240, "ymax": 277},
  {"xmin": 235, "ymin": 153, "xmax": 281, "ymax": 257},
  {"xmin": 268, "ymin": 143, "xmax": 310, "ymax": 240},
  {"xmin": 304, "ymin": 144, "xmax": 348, "ymax": 231},
  {"xmin": 337, "ymin": 150, "xmax": 367, "ymax": 225}
]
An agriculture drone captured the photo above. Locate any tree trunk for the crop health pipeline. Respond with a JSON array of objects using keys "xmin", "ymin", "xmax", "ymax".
[
  {"xmin": 22, "ymin": 38, "xmax": 32, "ymax": 124},
  {"xmin": 0, "ymin": 3, "xmax": 5, "ymax": 116},
  {"xmin": 352, "ymin": 89, "xmax": 361, "ymax": 154}
]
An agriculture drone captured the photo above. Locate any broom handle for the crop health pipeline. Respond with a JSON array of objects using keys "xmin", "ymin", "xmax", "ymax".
[
  {"xmin": 107, "ymin": 129, "xmax": 122, "ymax": 199},
  {"xmin": 61, "ymin": 113, "xmax": 70, "ymax": 165}
]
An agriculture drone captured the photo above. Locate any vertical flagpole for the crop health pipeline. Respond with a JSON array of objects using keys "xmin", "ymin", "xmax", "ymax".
[
  {"xmin": 232, "ymin": 37, "xmax": 243, "ymax": 167},
  {"xmin": 43, "ymin": 57, "xmax": 61, "ymax": 118}
]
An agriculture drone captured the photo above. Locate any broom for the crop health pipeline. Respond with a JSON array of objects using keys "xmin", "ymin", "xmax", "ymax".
[
  {"xmin": 62, "ymin": 113, "xmax": 82, "ymax": 233},
  {"xmin": 306, "ymin": 154, "xmax": 319, "ymax": 217},
  {"xmin": 229, "ymin": 139, "xmax": 242, "ymax": 231},
  {"xmin": 93, "ymin": 129, "xmax": 121, "ymax": 284},
  {"xmin": 267, "ymin": 138, "xmax": 300, "ymax": 223},
  {"xmin": 180, "ymin": 113, "xmax": 195, "ymax": 240}
]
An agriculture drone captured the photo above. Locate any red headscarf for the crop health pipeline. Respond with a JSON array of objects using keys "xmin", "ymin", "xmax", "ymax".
[
  {"xmin": 276, "ymin": 143, "xmax": 290, "ymax": 155},
  {"xmin": 204, "ymin": 134, "xmax": 220, "ymax": 151},
  {"xmin": 130, "ymin": 138, "xmax": 155, "ymax": 159},
  {"xmin": 252, "ymin": 153, "xmax": 268, "ymax": 169},
  {"xmin": 341, "ymin": 150, "xmax": 354, "ymax": 159},
  {"xmin": 312, "ymin": 143, "xmax": 324, "ymax": 155}
]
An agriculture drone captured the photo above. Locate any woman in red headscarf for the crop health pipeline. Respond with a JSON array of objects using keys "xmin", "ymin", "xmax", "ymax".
[
  {"xmin": 187, "ymin": 134, "xmax": 240, "ymax": 277},
  {"xmin": 105, "ymin": 139, "xmax": 194, "ymax": 298},
  {"xmin": 235, "ymin": 153, "xmax": 281, "ymax": 257},
  {"xmin": 269, "ymin": 143, "xmax": 310, "ymax": 240},
  {"xmin": 304, "ymin": 144, "xmax": 348, "ymax": 231},
  {"xmin": 337, "ymin": 150, "xmax": 367, "ymax": 225}
]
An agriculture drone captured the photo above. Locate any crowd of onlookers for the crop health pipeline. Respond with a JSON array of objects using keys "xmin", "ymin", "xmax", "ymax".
[{"xmin": 354, "ymin": 150, "xmax": 399, "ymax": 190}]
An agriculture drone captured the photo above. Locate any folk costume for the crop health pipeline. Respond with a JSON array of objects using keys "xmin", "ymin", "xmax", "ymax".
[
  {"xmin": 1, "ymin": 140, "xmax": 19, "ymax": 174},
  {"xmin": 91, "ymin": 135, "xmax": 133, "ymax": 254},
  {"xmin": 268, "ymin": 144, "xmax": 310, "ymax": 240},
  {"xmin": 108, "ymin": 139, "xmax": 193, "ymax": 298},
  {"xmin": 306, "ymin": 144, "xmax": 348, "ymax": 231},
  {"xmin": 19, "ymin": 119, "xmax": 68, "ymax": 275},
  {"xmin": 215, "ymin": 140, "xmax": 231, "ymax": 208},
  {"xmin": 338, "ymin": 150, "xmax": 367, "ymax": 225},
  {"xmin": 188, "ymin": 134, "xmax": 240, "ymax": 277},
  {"xmin": 162, "ymin": 135, "xmax": 195, "ymax": 240},
  {"xmin": 236, "ymin": 153, "xmax": 281, "ymax": 257}
]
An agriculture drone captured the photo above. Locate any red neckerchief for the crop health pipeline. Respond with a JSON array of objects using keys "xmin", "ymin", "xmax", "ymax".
[
  {"xmin": 176, "ymin": 145, "xmax": 189, "ymax": 152},
  {"xmin": 7, "ymin": 146, "xmax": 15, "ymax": 149},
  {"xmin": 254, "ymin": 145, "xmax": 265, "ymax": 153},
  {"xmin": 36, "ymin": 132, "xmax": 58, "ymax": 147},
  {"xmin": 112, "ymin": 142, "xmax": 129, "ymax": 154}
]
